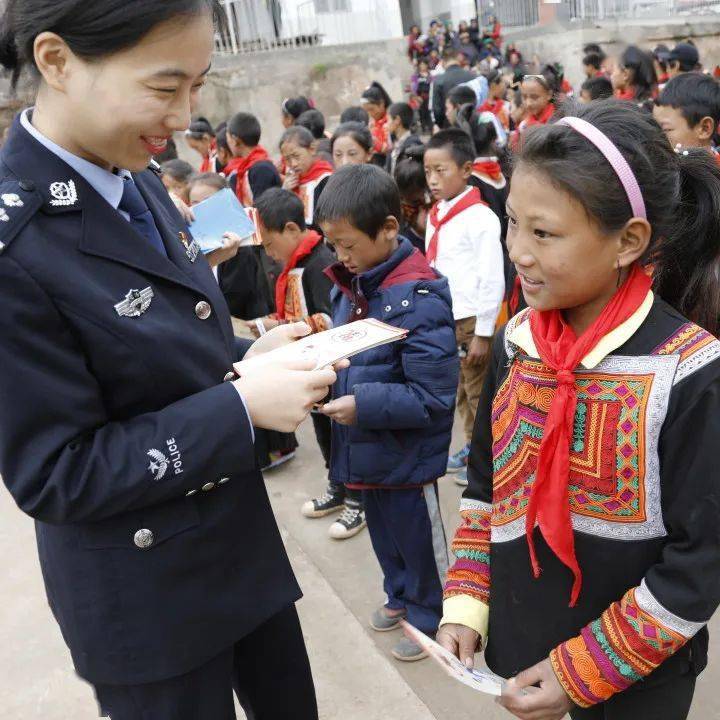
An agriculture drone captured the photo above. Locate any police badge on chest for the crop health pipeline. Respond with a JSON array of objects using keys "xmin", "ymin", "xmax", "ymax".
[{"xmin": 178, "ymin": 230, "xmax": 200, "ymax": 263}]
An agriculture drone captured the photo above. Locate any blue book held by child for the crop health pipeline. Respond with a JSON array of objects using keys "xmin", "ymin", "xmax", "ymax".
[{"xmin": 188, "ymin": 188, "xmax": 257, "ymax": 253}]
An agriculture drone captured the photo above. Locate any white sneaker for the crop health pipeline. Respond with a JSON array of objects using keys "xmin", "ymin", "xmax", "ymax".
[{"xmin": 328, "ymin": 502, "xmax": 367, "ymax": 539}]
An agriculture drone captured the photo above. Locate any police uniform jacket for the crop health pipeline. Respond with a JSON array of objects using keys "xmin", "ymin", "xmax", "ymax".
[{"xmin": 0, "ymin": 114, "xmax": 301, "ymax": 686}]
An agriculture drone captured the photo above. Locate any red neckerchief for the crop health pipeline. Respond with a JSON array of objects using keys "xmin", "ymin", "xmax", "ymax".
[
  {"xmin": 472, "ymin": 157, "xmax": 504, "ymax": 183},
  {"xmin": 200, "ymin": 138, "xmax": 217, "ymax": 173},
  {"xmin": 371, "ymin": 113, "xmax": 390, "ymax": 154},
  {"xmin": 480, "ymin": 98, "xmax": 504, "ymax": 115},
  {"xmin": 297, "ymin": 159, "xmax": 334, "ymax": 187},
  {"xmin": 526, "ymin": 264, "xmax": 652, "ymax": 606},
  {"xmin": 426, "ymin": 187, "xmax": 486, "ymax": 264},
  {"xmin": 523, "ymin": 102, "xmax": 555, "ymax": 128},
  {"xmin": 275, "ymin": 231, "xmax": 322, "ymax": 320},
  {"xmin": 615, "ymin": 88, "xmax": 636, "ymax": 101},
  {"xmin": 232, "ymin": 146, "xmax": 270, "ymax": 205}
]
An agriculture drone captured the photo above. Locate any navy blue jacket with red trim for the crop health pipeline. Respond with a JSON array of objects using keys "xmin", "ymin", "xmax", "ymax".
[{"xmin": 326, "ymin": 238, "xmax": 459, "ymax": 488}]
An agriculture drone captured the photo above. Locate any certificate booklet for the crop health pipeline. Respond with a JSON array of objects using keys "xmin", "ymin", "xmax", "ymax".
[
  {"xmin": 234, "ymin": 319, "xmax": 408, "ymax": 374},
  {"xmin": 188, "ymin": 188, "xmax": 258, "ymax": 253},
  {"xmin": 401, "ymin": 621, "xmax": 505, "ymax": 697}
]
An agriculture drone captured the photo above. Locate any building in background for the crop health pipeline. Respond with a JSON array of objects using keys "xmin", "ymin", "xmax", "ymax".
[{"xmin": 216, "ymin": 0, "xmax": 404, "ymax": 53}]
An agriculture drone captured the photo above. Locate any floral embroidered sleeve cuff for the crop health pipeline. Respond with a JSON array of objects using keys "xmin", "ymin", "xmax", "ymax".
[
  {"xmin": 549, "ymin": 580, "xmax": 703, "ymax": 708},
  {"xmin": 440, "ymin": 594, "xmax": 489, "ymax": 640}
]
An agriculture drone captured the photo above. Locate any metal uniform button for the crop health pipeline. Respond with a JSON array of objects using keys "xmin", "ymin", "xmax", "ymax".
[
  {"xmin": 134, "ymin": 529, "xmax": 154, "ymax": 549},
  {"xmin": 401, "ymin": 300, "xmax": 410, "ymax": 307},
  {"xmin": 223, "ymin": 371, "xmax": 236, "ymax": 382},
  {"xmin": 384, "ymin": 305, "xmax": 392, "ymax": 312},
  {"xmin": 195, "ymin": 301, "xmax": 212, "ymax": 320},
  {"xmin": 218, "ymin": 477, "xmax": 230, "ymax": 485},
  {"xmin": 19, "ymin": 179, "xmax": 35, "ymax": 192},
  {"xmin": 201, "ymin": 482, "xmax": 216, "ymax": 492}
]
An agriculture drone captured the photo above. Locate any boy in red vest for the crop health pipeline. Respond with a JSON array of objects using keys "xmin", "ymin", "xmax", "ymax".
[{"xmin": 424, "ymin": 129, "xmax": 504, "ymax": 486}]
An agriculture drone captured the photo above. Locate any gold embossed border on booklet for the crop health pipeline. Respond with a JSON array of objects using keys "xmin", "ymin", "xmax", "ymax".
[
  {"xmin": 400, "ymin": 621, "xmax": 505, "ymax": 697},
  {"xmin": 234, "ymin": 318, "xmax": 408, "ymax": 375}
]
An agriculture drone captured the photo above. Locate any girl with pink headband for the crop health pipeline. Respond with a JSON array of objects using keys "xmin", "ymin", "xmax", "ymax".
[{"xmin": 438, "ymin": 101, "xmax": 720, "ymax": 720}]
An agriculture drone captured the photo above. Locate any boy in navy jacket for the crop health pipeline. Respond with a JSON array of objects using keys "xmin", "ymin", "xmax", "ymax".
[{"xmin": 315, "ymin": 165, "xmax": 459, "ymax": 662}]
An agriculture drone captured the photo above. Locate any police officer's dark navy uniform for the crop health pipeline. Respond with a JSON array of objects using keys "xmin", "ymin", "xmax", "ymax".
[{"xmin": 0, "ymin": 111, "xmax": 317, "ymax": 718}]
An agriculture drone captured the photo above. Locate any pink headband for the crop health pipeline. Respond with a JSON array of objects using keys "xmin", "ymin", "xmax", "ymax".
[{"xmin": 557, "ymin": 116, "xmax": 647, "ymax": 220}]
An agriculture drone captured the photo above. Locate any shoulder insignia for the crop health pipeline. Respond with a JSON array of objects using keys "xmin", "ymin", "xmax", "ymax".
[
  {"xmin": 148, "ymin": 159, "xmax": 162, "ymax": 176},
  {"xmin": 0, "ymin": 179, "xmax": 44, "ymax": 255},
  {"xmin": 652, "ymin": 321, "xmax": 720, "ymax": 384}
]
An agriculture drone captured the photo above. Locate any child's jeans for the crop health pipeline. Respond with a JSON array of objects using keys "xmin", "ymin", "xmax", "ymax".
[{"xmin": 363, "ymin": 482, "xmax": 448, "ymax": 634}]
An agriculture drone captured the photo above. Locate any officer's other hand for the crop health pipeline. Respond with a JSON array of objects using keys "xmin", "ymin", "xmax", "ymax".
[
  {"xmin": 233, "ymin": 358, "xmax": 338, "ymax": 432},
  {"xmin": 169, "ymin": 192, "xmax": 195, "ymax": 223},
  {"xmin": 245, "ymin": 321, "xmax": 312, "ymax": 358}
]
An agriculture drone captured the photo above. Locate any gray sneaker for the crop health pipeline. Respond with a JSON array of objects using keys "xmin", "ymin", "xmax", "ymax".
[
  {"xmin": 370, "ymin": 607, "xmax": 407, "ymax": 632},
  {"xmin": 391, "ymin": 637, "xmax": 429, "ymax": 662}
]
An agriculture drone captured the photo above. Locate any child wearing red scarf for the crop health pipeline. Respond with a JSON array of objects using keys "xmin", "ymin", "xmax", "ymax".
[
  {"xmin": 225, "ymin": 111, "xmax": 281, "ymax": 207},
  {"xmin": 479, "ymin": 69, "xmax": 510, "ymax": 131},
  {"xmin": 361, "ymin": 81, "xmax": 393, "ymax": 164},
  {"xmin": 424, "ymin": 129, "xmax": 505, "ymax": 488},
  {"xmin": 246, "ymin": 188, "xmax": 342, "ymax": 510},
  {"xmin": 185, "ymin": 117, "xmax": 218, "ymax": 172},
  {"xmin": 438, "ymin": 104, "xmax": 720, "ymax": 720},
  {"xmin": 279, "ymin": 126, "xmax": 333, "ymax": 228}
]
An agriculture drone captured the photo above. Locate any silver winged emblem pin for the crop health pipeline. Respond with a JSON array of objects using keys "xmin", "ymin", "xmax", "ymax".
[{"xmin": 114, "ymin": 287, "xmax": 154, "ymax": 318}]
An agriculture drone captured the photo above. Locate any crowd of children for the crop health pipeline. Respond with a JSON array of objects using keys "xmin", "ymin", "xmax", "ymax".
[{"xmin": 157, "ymin": 29, "xmax": 720, "ymax": 715}]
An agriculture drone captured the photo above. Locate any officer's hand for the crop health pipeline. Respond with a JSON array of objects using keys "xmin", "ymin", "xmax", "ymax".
[
  {"xmin": 233, "ymin": 358, "xmax": 338, "ymax": 432},
  {"xmin": 436, "ymin": 623, "xmax": 481, "ymax": 669},
  {"xmin": 245, "ymin": 321, "xmax": 311, "ymax": 358}
]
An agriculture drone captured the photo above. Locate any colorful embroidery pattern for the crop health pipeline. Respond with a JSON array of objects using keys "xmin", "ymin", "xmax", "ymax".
[
  {"xmin": 550, "ymin": 585, "xmax": 690, "ymax": 707},
  {"xmin": 491, "ymin": 358, "xmax": 654, "ymax": 535},
  {"xmin": 444, "ymin": 499, "xmax": 491, "ymax": 605},
  {"xmin": 284, "ymin": 270, "xmax": 331, "ymax": 333},
  {"xmin": 653, "ymin": 322, "xmax": 720, "ymax": 384}
]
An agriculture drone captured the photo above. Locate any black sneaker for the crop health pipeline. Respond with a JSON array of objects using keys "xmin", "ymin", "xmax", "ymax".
[
  {"xmin": 328, "ymin": 500, "xmax": 367, "ymax": 539},
  {"xmin": 301, "ymin": 487, "xmax": 345, "ymax": 518}
]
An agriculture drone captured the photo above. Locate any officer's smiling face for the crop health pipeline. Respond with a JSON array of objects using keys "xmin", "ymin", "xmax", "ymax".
[{"xmin": 33, "ymin": 12, "xmax": 216, "ymax": 172}]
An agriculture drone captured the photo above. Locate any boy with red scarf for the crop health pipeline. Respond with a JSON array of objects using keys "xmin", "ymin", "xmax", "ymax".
[
  {"xmin": 424, "ymin": 129, "xmax": 505, "ymax": 487},
  {"xmin": 245, "ymin": 189, "xmax": 364, "ymax": 535},
  {"xmin": 279, "ymin": 125, "xmax": 334, "ymax": 229},
  {"xmin": 225, "ymin": 112, "xmax": 281, "ymax": 207}
]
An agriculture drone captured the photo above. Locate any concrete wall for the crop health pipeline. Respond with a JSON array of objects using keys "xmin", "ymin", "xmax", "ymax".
[
  {"xmin": 504, "ymin": 16, "xmax": 720, "ymax": 88},
  {"xmin": 194, "ymin": 37, "xmax": 410, "ymax": 161}
]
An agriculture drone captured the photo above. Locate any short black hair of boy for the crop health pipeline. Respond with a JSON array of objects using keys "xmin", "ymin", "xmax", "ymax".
[
  {"xmin": 388, "ymin": 102, "xmax": 414, "ymax": 130},
  {"xmin": 161, "ymin": 158, "xmax": 195, "ymax": 182},
  {"xmin": 296, "ymin": 109, "xmax": 326, "ymax": 139},
  {"xmin": 425, "ymin": 128, "xmax": 474, "ymax": 165},
  {"xmin": 254, "ymin": 187, "xmax": 307, "ymax": 232},
  {"xmin": 447, "ymin": 84, "xmax": 477, "ymax": 109},
  {"xmin": 581, "ymin": 76, "xmax": 614, "ymax": 101},
  {"xmin": 227, "ymin": 112, "xmax": 262, "ymax": 146},
  {"xmin": 582, "ymin": 52, "xmax": 603, "ymax": 71},
  {"xmin": 657, "ymin": 72, "xmax": 720, "ymax": 128},
  {"xmin": 340, "ymin": 106, "xmax": 370, "ymax": 126},
  {"xmin": 315, "ymin": 164, "xmax": 401, "ymax": 238}
]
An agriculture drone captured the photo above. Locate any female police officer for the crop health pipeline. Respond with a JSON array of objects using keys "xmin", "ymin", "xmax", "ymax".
[{"xmin": 0, "ymin": 2, "xmax": 336, "ymax": 718}]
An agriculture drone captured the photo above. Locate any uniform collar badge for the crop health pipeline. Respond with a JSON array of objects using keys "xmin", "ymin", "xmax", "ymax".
[
  {"xmin": 49, "ymin": 180, "xmax": 78, "ymax": 207},
  {"xmin": 114, "ymin": 287, "xmax": 154, "ymax": 318},
  {"xmin": 179, "ymin": 231, "xmax": 199, "ymax": 263}
]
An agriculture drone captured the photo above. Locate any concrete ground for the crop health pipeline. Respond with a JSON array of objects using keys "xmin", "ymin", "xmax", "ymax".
[{"xmin": 1, "ymin": 416, "xmax": 719, "ymax": 719}]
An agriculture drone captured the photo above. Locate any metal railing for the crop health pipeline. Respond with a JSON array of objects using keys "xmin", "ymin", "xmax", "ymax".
[
  {"xmin": 562, "ymin": 0, "xmax": 720, "ymax": 19},
  {"xmin": 215, "ymin": 0, "xmax": 404, "ymax": 55}
]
